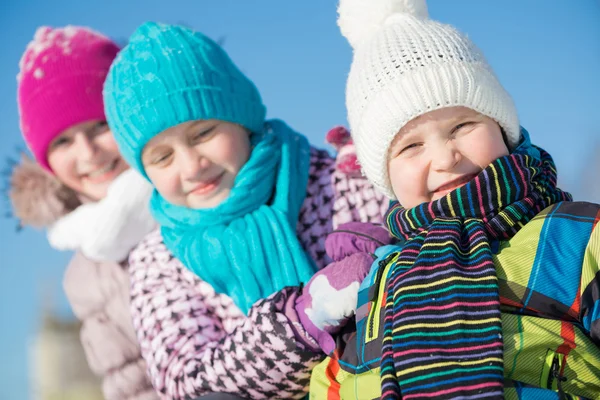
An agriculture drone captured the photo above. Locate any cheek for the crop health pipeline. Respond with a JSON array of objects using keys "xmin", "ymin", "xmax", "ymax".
[
  {"xmin": 96, "ymin": 131, "xmax": 123, "ymax": 160},
  {"xmin": 388, "ymin": 158, "xmax": 427, "ymax": 199},
  {"xmin": 212, "ymin": 134, "xmax": 250, "ymax": 172},
  {"xmin": 468, "ymin": 129, "xmax": 509, "ymax": 167},
  {"xmin": 147, "ymin": 168, "xmax": 181, "ymax": 200},
  {"xmin": 487, "ymin": 145, "xmax": 509, "ymax": 163},
  {"xmin": 48, "ymin": 150, "xmax": 78, "ymax": 183}
]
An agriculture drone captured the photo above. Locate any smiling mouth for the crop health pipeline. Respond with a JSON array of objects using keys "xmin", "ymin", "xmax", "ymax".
[
  {"xmin": 433, "ymin": 174, "xmax": 478, "ymax": 196},
  {"xmin": 81, "ymin": 159, "xmax": 120, "ymax": 182},
  {"xmin": 188, "ymin": 173, "xmax": 225, "ymax": 196}
]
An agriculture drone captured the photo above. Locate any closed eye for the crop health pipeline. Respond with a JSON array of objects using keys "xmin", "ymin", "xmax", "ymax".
[
  {"xmin": 150, "ymin": 151, "xmax": 173, "ymax": 165},
  {"xmin": 451, "ymin": 121, "xmax": 474, "ymax": 135},
  {"xmin": 191, "ymin": 125, "xmax": 216, "ymax": 143},
  {"xmin": 399, "ymin": 142, "xmax": 422, "ymax": 155},
  {"xmin": 93, "ymin": 121, "xmax": 109, "ymax": 133},
  {"xmin": 49, "ymin": 136, "xmax": 71, "ymax": 149}
]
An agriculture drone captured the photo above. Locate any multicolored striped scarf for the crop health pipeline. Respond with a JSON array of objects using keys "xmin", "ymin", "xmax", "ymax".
[{"xmin": 380, "ymin": 136, "xmax": 571, "ymax": 399}]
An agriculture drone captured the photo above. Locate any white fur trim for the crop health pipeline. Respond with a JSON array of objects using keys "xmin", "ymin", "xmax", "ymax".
[{"xmin": 47, "ymin": 169, "xmax": 156, "ymax": 262}]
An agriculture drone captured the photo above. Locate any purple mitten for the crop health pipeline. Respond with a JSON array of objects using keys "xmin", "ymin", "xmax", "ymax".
[
  {"xmin": 286, "ymin": 223, "xmax": 392, "ymax": 354},
  {"xmin": 326, "ymin": 222, "xmax": 391, "ymax": 261},
  {"xmin": 295, "ymin": 252, "xmax": 374, "ymax": 355}
]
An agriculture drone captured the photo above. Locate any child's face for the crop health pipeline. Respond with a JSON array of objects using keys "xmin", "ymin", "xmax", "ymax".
[
  {"xmin": 47, "ymin": 120, "xmax": 129, "ymax": 201},
  {"xmin": 387, "ymin": 107, "xmax": 509, "ymax": 208},
  {"xmin": 142, "ymin": 120, "xmax": 251, "ymax": 209}
]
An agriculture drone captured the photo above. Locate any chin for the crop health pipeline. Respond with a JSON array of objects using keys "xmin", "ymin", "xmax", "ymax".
[
  {"xmin": 188, "ymin": 190, "xmax": 231, "ymax": 210},
  {"xmin": 83, "ymin": 184, "xmax": 110, "ymax": 201}
]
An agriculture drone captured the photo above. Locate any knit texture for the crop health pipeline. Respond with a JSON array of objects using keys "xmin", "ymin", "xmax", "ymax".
[
  {"xmin": 17, "ymin": 26, "xmax": 119, "ymax": 171},
  {"xmin": 309, "ymin": 190, "xmax": 600, "ymax": 399},
  {"xmin": 128, "ymin": 147, "xmax": 388, "ymax": 399},
  {"xmin": 150, "ymin": 120, "xmax": 316, "ymax": 315},
  {"xmin": 104, "ymin": 22, "xmax": 266, "ymax": 178},
  {"xmin": 338, "ymin": 0, "xmax": 520, "ymax": 198},
  {"xmin": 379, "ymin": 135, "xmax": 571, "ymax": 399}
]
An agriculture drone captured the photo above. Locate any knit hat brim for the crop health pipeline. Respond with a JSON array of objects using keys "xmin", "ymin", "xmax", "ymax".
[
  {"xmin": 352, "ymin": 62, "xmax": 520, "ymax": 199},
  {"xmin": 106, "ymin": 86, "xmax": 266, "ymax": 178},
  {"xmin": 20, "ymin": 70, "xmax": 109, "ymax": 171},
  {"xmin": 17, "ymin": 26, "xmax": 119, "ymax": 172},
  {"xmin": 103, "ymin": 22, "xmax": 267, "ymax": 179}
]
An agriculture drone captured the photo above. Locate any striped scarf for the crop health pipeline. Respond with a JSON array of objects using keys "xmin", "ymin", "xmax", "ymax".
[{"xmin": 380, "ymin": 143, "xmax": 571, "ymax": 399}]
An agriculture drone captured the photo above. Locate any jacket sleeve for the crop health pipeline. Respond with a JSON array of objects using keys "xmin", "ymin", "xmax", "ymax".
[
  {"xmin": 62, "ymin": 252, "xmax": 158, "ymax": 400},
  {"xmin": 581, "ymin": 222, "xmax": 600, "ymax": 345},
  {"xmin": 330, "ymin": 158, "xmax": 389, "ymax": 230},
  {"xmin": 128, "ymin": 232, "xmax": 322, "ymax": 400}
]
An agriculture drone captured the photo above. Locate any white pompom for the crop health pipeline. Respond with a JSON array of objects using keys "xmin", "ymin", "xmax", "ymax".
[{"xmin": 338, "ymin": 0, "xmax": 429, "ymax": 48}]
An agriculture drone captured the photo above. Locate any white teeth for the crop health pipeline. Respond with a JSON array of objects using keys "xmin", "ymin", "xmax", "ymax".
[{"xmin": 86, "ymin": 160, "xmax": 116, "ymax": 178}]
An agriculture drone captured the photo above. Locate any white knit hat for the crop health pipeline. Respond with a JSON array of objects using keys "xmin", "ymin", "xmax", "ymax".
[{"xmin": 339, "ymin": 0, "xmax": 520, "ymax": 199}]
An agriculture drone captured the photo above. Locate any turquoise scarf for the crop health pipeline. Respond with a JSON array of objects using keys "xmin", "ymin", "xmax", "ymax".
[{"xmin": 150, "ymin": 119, "xmax": 317, "ymax": 314}]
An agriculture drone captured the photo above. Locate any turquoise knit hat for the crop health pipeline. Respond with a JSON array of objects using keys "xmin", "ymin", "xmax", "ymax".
[{"xmin": 103, "ymin": 22, "xmax": 266, "ymax": 177}]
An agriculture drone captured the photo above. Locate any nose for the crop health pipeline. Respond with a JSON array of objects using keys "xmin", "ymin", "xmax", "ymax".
[
  {"xmin": 431, "ymin": 140, "xmax": 461, "ymax": 171},
  {"xmin": 73, "ymin": 132, "xmax": 97, "ymax": 162},
  {"xmin": 178, "ymin": 146, "xmax": 209, "ymax": 181}
]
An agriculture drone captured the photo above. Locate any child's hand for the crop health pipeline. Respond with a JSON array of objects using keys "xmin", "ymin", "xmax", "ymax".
[
  {"xmin": 294, "ymin": 251, "xmax": 374, "ymax": 355},
  {"xmin": 286, "ymin": 223, "xmax": 390, "ymax": 354}
]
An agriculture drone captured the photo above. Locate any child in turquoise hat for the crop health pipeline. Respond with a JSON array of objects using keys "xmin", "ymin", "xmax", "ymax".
[{"xmin": 103, "ymin": 21, "xmax": 391, "ymax": 398}]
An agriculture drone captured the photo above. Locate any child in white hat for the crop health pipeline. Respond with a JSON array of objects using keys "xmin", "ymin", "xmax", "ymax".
[{"xmin": 307, "ymin": 1, "xmax": 600, "ymax": 398}]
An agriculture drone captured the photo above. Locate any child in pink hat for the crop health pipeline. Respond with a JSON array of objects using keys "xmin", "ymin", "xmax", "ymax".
[
  {"xmin": 11, "ymin": 26, "xmax": 159, "ymax": 400},
  {"xmin": 18, "ymin": 26, "xmax": 118, "ymax": 172}
]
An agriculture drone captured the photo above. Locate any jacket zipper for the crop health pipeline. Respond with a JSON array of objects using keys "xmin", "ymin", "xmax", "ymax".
[
  {"xmin": 542, "ymin": 349, "xmax": 568, "ymax": 399},
  {"xmin": 366, "ymin": 252, "xmax": 398, "ymax": 343}
]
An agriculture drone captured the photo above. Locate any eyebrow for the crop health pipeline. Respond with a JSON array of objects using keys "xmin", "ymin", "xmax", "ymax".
[
  {"xmin": 142, "ymin": 144, "xmax": 163, "ymax": 161},
  {"xmin": 187, "ymin": 120, "xmax": 204, "ymax": 131},
  {"xmin": 447, "ymin": 112, "xmax": 479, "ymax": 124},
  {"xmin": 60, "ymin": 122, "xmax": 95, "ymax": 138},
  {"xmin": 393, "ymin": 112, "xmax": 480, "ymax": 143},
  {"xmin": 390, "ymin": 130, "xmax": 410, "ymax": 149},
  {"xmin": 187, "ymin": 119, "xmax": 213, "ymax": 133},
  {"xmin": 142, "ymin": 136, "xmax": 173, "ymax": 161},
  {"xmin": 81, "ymin": 121, "xmax": 105, "ymax": 135}
]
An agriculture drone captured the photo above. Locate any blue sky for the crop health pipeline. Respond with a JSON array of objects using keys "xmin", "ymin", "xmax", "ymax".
[{"xmin": 1, "ymin": 1, "xmax": 599, "ymax": 398}]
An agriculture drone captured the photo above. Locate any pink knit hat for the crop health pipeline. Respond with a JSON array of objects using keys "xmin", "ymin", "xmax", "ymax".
[{"xmin": 17, "ymin": 26, "xmax": 120, "ymax": 171}]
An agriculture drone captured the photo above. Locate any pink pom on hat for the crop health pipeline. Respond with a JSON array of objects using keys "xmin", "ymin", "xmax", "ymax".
[
  {"xmin": 326, "ymin": 126, "xmax": 361, "ymax": 177},
  {"xmin": 17, "ymin": 26, "xmax": 119, "ymax": 172}
]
